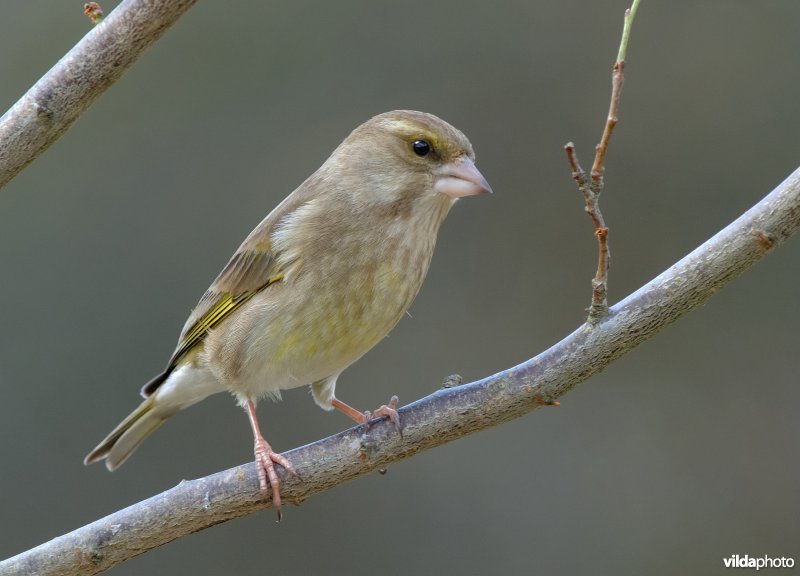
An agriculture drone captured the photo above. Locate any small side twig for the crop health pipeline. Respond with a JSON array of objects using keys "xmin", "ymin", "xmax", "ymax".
[
  {"xmin": 565, "ymin": 0, "xmax": 641, "ymax": 324},
  {"xmin": 565, "ymin": 143, "xmax": 609, "ymax": 322},
  {"xmin": 84, "ymin": 3, "xmax": 105, "ymax": 25}
]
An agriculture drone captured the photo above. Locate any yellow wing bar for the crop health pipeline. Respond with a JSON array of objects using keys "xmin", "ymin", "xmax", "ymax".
[{"xmin": 170, "ymin": 273, "xmax": 284, "ymax": 367}]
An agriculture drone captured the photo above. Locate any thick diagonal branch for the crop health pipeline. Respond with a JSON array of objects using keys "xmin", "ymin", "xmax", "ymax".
[
  {"xmin": 0, "ymin": 0, "xmax": 197, "ymax": 190},
  {"xmin": 2, "ymin": 167, "xmax": 799, "ymax": 576}
]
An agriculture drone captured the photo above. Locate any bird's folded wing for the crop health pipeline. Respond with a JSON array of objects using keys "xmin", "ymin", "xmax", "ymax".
[
  {"xmin": 141, "ymin": 243, "xmax": 284, "ymax": 397},
  {"xmin": 178, "ymin": 245, "xmax": 285, "ymax": 365}
]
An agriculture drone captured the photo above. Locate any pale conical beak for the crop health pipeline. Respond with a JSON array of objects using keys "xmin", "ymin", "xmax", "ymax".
[{"xmin": 434, "ymin": 156, "xmax": 493, "ymax": 198}]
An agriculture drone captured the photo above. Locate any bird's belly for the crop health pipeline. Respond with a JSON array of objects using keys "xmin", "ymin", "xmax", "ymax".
[{"xmin": 229, "ymin": 261, "xmax": 419, "ymax": 399}]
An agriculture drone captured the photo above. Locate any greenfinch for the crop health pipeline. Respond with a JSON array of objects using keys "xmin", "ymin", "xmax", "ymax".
[{"xmin": 85, "ymin": 110, "xmax": 492, "ymax": 518}]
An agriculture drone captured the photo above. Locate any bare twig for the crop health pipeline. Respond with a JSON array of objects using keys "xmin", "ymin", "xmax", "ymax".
[
  {"xmin": 616, "ymin": 0, "xmax": 642, "ymax": 63},
  {"xmin": 0, "ymin": 0, "xmax": 197, "ymax": 191},
  {"xmin": 566, "ymin": 0, "xmax": 641, "ymax": 323},
  {"xmin": 565, "ymin": 143, "xmax": 609, "ymax": 319},
  {"xmin": 2, "ymin": 166, "xmax": 799, "ymax": 576}
]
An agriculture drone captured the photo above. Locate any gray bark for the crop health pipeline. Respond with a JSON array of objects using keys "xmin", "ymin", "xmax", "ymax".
[{"xmin": 0, "ymin": 0, "xmax": 197, "ymax": 190}]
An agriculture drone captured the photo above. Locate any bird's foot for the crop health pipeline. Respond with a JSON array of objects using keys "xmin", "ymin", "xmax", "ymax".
[
  {"xmin": 332, "ymin": 395, "xmax": 402, "ymax": 437},
  {"xmin": 363, "ymin": 395, "xmax": 401, "ymax": 435},
  {"xmin": 254, "ymin": 436, "xmax": 300, "ymax": 522}
]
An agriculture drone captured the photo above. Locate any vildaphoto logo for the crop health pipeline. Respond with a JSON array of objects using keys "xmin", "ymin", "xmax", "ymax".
[{"xmin": 723, "ymin": 555, "xmax": 795, "ymax": 570}]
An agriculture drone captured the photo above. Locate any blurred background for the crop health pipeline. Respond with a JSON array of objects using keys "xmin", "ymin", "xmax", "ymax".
[{"xmin": 1, "ymin": 1, "xmax": 798, "ymax": 574}]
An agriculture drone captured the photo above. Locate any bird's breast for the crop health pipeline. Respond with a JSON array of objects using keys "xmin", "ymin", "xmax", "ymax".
[{"xmin": 223, "ymin": 238, "xmax": 434, "ymax": 395}]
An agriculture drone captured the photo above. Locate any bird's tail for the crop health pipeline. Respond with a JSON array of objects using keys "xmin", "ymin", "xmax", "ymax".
[{"xmin": 84, "ymin": 395, "xmax": 167, "ymax": 471}]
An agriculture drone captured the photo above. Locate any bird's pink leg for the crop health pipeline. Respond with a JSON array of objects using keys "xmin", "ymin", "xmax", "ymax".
[
  {"xmin": 331, "ymin": 395, "xmax": 401, "ymax": 434},
  {"xmin": 245, "ymin": 399, "xmax": 299, "ymax": 521}
]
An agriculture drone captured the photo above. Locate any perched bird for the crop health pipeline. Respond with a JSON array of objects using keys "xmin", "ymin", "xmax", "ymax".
[{"xmin": 85, "ymin": 110, "xmax": 492, "ymax": 518}]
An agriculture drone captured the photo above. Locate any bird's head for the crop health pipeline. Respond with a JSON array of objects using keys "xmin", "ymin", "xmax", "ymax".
[{"xmin": 328, "ymin": 110, "xmax": 492, "ymax": 218}]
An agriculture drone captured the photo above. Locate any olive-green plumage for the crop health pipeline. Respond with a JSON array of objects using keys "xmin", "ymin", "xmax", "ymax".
[{"xmin": 85, "ymin": 110, "xmax": 491, "ymax": 513}]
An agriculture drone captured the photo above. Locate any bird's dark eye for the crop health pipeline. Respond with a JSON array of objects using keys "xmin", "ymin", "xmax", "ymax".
[{"xmin": 412, "ymin": 139, "xmax": 431, "ymax": 157}]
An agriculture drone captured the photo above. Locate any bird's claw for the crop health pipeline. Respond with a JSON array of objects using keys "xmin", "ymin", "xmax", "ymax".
[
  {"xmin": 254, "ymin": 437, "xmax": 300, "ymax": 522},
  {"xmin": 363, "ymin": 395, "xmax": 402, "ymax": 437}
]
